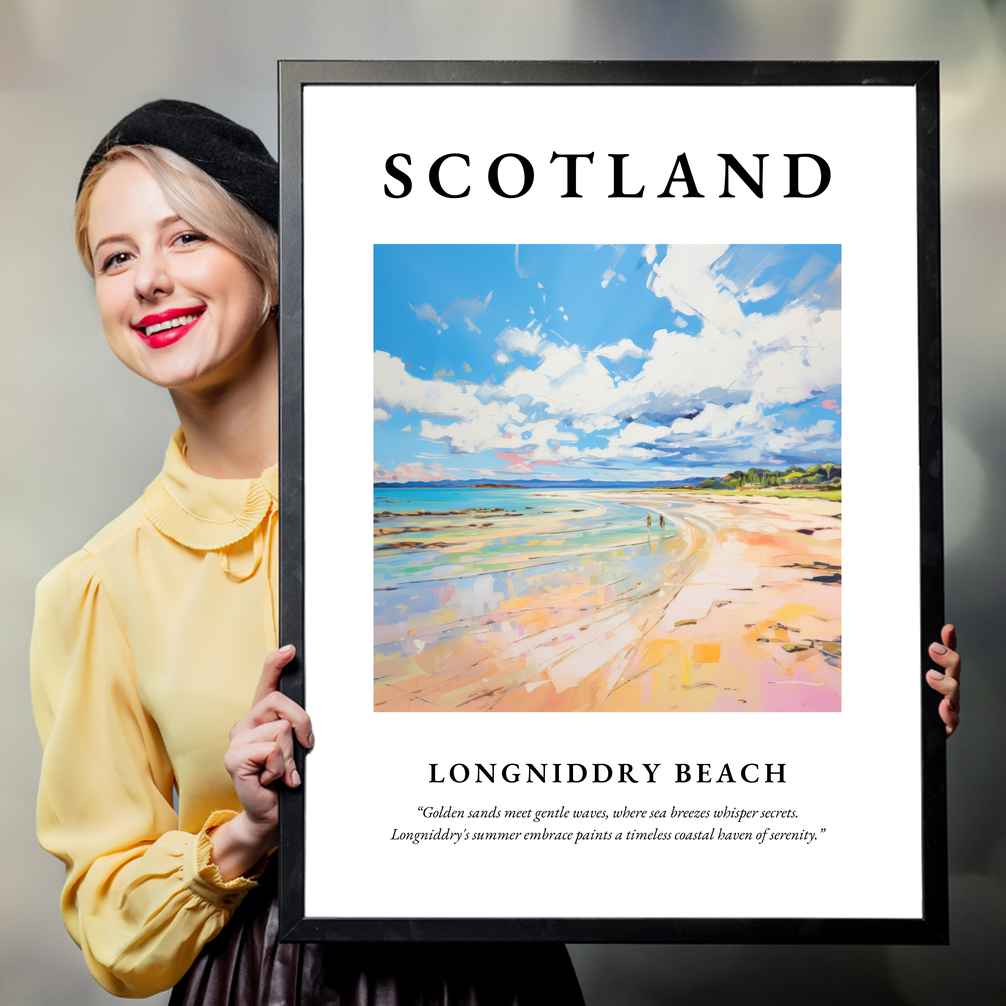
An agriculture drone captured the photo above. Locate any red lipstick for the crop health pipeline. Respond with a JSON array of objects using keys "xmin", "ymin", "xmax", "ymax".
[{"xmin": 132, "ymin": 306, "xmax": 205, "ymax": 349}]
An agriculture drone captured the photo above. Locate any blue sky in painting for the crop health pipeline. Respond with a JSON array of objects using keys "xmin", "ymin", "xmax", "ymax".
[{"xmin": 374, "ymin": 244, "xmax": 841, "ymax": 483}]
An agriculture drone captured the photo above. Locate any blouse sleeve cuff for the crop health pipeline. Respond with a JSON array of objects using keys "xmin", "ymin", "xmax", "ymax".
[{"xmin": 182, "ymin": 810, "xmax": 269, "ymax": 909}]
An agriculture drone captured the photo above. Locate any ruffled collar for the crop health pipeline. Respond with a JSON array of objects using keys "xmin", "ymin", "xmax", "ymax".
[{"xmin": 143, "ymin": 428, "xmax": 278, "ymax": 551}]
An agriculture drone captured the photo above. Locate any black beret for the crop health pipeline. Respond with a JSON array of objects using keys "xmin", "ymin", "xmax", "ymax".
[{"xmin": 77, "ymin": 99, "xmax": 278, "ymax": 228}]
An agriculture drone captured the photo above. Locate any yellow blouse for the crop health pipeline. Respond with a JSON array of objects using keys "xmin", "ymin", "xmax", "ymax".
[{"xmin": 31, "ymin": 429, "xmax": 279, "ymax": 998}]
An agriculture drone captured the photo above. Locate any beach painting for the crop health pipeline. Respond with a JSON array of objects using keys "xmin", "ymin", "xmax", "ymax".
[{"xmin": 374, "ymin": 244, "xmax": 841, "ymax": 712}]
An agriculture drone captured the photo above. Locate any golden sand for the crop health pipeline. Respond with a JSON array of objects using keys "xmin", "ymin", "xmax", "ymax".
[{"xmin": 374, "ymin": 492, "xmax": 841, "ymax": 713}]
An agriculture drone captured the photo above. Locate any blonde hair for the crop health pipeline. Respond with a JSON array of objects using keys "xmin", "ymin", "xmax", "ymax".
[{"xmin": 75, "ymin": 145, "xmax": 278, "ymax": 323}]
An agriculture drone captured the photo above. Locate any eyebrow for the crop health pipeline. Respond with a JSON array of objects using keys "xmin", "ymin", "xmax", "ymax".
[{"xmin": 91, "ymin": 215, "xmax": 185, "ymax": 258}]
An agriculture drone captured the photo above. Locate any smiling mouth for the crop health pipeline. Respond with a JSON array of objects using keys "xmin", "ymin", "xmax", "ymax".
[
  {"xmin": 135, "ymin": 307, "xmax": 206, "ymax": 338},
  {"xmin": 131, "ymin": 306, "xmax": 207, "ymax": 349}
]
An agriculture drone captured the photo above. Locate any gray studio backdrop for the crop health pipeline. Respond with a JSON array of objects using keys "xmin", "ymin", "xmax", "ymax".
[{"xmin": 2, "ymin": 2, "xmax": 1003, "ymax": 1004}]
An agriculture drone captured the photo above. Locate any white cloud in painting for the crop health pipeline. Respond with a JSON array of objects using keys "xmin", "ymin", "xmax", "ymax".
[
  {"xmin": 593, "ymin": 339, "xmax": 648, "ymax": 363},
  {"xmin": 606, "ymin": 422, "xmax": 676, "ymax": 448},
  {"xmin": 742, "ymin": 280, "xmax": 780, "ymax": 303},
  {"xmin": 377, "ymin": 245, "xmax": 840, "ymax": 472},
  {"xmin": 483, "ymin": 343, "xmax": 624, "ymax": 419},
  {"xmin": 496, "ymin": 324, "xmax": 544, "ymax": 357},
  {"xmin": 406, "ymin": 301, "xmax": 441, "ymax": 326},
  {"xmin": 482, "ymin": 282, "xmax": 839, "ymax": 441},
  {"xmin": 408, "ymin": 291, "xmax": 492, "ymax": 331},
  {"xmin": 418, "ymin": 400, "xmax": 528, "ymax": 455},
  {"xmin": 375, "ymin": 351, "xmax": 476, "ymax": 418},
  {"xmin": 649, "ymin": 244, "xmax": 738, "ymax": 331},
  {"xmin": 415, "ymin": 409, "xmax": 584, "ymax": 463},
  {"xmin": 374, "ymin": 460, "xmax": 455, "ymax": 483},
  {"xmin": 741, "ymin": 308, "xmax": 840, "ymax": 408},
  {"xmin": 571, "ymin": 414, "xmax": 620, "ymax": 434},
  {"xmin": 521, "ymin": 419, "xmax": 580, "ymax": 456}
]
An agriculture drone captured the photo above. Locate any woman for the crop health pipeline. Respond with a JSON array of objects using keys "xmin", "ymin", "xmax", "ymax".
[{"xmin": 31, "ymin": 100, "xmax": 586, "ymax": 1003}]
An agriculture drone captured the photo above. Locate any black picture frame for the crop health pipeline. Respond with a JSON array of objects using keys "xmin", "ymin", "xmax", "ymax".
[{"xmin": 277, "ymin": 60, "xmax": 945, "ymax": 944}]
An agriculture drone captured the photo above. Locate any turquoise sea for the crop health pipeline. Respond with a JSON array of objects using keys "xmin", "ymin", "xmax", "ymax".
[
  {"xmin": 373, "ymin": 487, "xmax": 677, "ymax": 587},
  {"xmin": 373, "ymin": 487, "xmax": 692, "ymax": 652}
]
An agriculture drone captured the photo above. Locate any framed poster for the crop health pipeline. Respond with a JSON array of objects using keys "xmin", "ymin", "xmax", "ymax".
[{"xmin": 277, "ymin": 61, "xmax": 946, "ymax": 943}]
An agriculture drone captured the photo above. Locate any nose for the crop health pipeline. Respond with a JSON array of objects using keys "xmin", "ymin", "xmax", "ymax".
[{"xmin": 133, "ymin": 247, "xmax": 173, "ymax": 303}]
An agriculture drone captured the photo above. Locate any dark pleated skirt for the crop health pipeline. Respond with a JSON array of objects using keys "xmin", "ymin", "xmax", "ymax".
[{"xmin": 169, "ymin": 869, "xmax": 585, "ymax": 1006}]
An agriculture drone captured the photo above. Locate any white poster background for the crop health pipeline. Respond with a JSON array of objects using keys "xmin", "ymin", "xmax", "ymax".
[{"xmin": 301, "ymin": 84, "xmax": 920, "ymax": 920}]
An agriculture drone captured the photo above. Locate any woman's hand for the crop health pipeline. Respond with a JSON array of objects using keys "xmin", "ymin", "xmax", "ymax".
[
  {"xmin": 209, "ymin": 645, "xmax": 314, "ymax": 881},
  {"xmin": 926, "ymin": 624, "xmax": 961, "ymax": 738}
]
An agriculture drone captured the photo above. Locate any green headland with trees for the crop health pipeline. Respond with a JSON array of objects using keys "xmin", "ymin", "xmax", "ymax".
[{"xmin": 690, "ymin": 462, "xmax": 841, "ymax": 501}]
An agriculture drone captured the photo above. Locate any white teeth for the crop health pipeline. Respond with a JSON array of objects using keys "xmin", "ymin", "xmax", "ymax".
[{"xmin": 142, "ymin": 313, "xmax": 199, "ymax": 337}]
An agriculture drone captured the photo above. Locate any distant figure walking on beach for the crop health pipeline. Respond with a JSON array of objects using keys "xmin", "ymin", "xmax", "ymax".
[
  {"xmin": 659, "ymin": 514, "xmax": 665, "ymax": 529},
  {"xmin": 646, "ymin": 513, "xmax": 652, "ymax": 528}
]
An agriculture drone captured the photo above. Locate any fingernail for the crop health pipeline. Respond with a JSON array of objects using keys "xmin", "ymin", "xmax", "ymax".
[
  {"xmin": 307, "ymin": 732, "xmax": 315, "ymax": 748},
  {"xmin": 931, "ymin": 643, "xmax": 947, "ymax": 654},
  {"xmin": 292, "ymin": 768, "xmax": 301, "ymax": 787},
  {"xmin": 280, "ymin": 644, "xmax": 295, "ymax": 654},
  {"xmin": 928, "ymin": 669, "xmax": 944, "ymax": 680}
]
